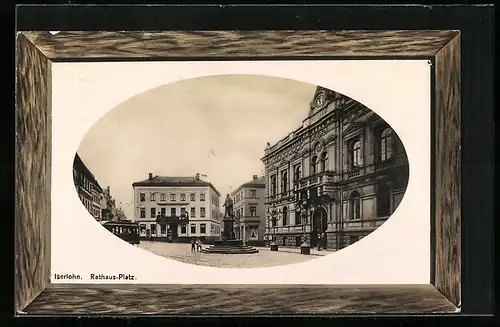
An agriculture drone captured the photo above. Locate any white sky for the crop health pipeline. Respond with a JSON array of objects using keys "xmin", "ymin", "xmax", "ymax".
[{"xmin": 78, "ymin": 74, "xmax": 317, "ymax": 219}]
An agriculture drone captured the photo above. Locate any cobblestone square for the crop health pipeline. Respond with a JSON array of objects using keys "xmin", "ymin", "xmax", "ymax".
[{"xmin": 137, "ymin": 242, "xmax": 323, "ymax": 268}]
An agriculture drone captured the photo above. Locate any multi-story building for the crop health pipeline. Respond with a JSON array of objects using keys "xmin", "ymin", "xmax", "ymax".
[
  {"xmin": 101, "ymin": 186, "xmax": 119, "ymax": 221},
  {"xmin": 231, "ymin": 175, "xmax": 266, "ymax": 244},
  {"xmin": 73, "ymin": 153, "xmax": 103, "ymax": 220},
  {"xmin": 261, "ymin": 86, "xmax": 409, "ymax": 250},
  {"xmin": 132, "ymin": 173, "xmax": 221, "ymax": 241}
]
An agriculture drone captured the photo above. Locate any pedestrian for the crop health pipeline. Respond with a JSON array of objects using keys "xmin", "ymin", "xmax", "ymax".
[
  {"xmin": 190, "ymin": 238, "xmax": 196, "ymax": 252},
  {"xmin": 322, "ymin": 232, "xmax": 327, "ymax": 250},
  {"xmin": 317, "ymin": 233, "xmax": 322, "ymax": 251},
  {"xmin": 196, "ymin": 238, "xmax": 202, "ymax": 252}
]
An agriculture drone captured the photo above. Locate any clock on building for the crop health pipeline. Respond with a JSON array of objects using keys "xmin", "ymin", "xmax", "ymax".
[{"xmin": 313, "ymin": 91, "xmax": 327, "ymax": 110}]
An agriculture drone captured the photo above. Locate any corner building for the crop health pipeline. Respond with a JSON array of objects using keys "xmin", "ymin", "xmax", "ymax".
[
  {"xmin": 132, "ymin": 173, "xmax": 221, "ymax": 242},
  {"xmin": 261, "ymin": 86, "xmax": 409, "ymax": 249}
]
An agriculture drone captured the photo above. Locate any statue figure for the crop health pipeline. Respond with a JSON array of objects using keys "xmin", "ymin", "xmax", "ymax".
[{"xmin": 223, "ymin": 194, "xmax": 234, "ymax": 219}]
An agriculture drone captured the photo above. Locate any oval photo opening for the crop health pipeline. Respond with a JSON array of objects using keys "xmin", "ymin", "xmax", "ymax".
[{"xmin": 72, "ymin": 74, "xmax": 410, "ymax": 268}]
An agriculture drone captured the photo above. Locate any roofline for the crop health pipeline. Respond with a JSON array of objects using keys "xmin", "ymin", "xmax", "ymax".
[
  {"xmin": 74, "ymin": 153, "xmax": 103, "ymax": 191},
  {"xmin": 231, "ymin": 181, "xmax": 265, "ymax": 195},
  {"xmin": 132, "ymin": 182, "xmax": 221, "ymax": 197}
]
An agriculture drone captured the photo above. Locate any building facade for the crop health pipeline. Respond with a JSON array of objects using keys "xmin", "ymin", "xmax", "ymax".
[
  {"xmin": 261, "ymin": 86, "xmax": 409, "ymax": 249},
  {"xmin": 132, "ymin": 173, "xmax": 221, "ymax": 241},
  {"xmin": 73, "ymin": 153, "xmax": 103, "ymax": 220},
  {"xmin": 231, "ymin": 175, "xmax": 266, "ymax": 244},
  {"xmin": 101, "ymin": 186, "xmax": 119, "ymax": 221}
]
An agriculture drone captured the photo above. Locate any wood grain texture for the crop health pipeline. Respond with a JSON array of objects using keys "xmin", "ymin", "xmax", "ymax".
[
  {"xmin": 15, "ymin": 33, "xmax": 52, "ymax": 312},
  {"xmin": 24, "ymin": 285, "xmax": 457, "ymax": 314},
  {"xmin": 434, "ymin": 34, "xmax": 461, "ymax": 307},
  {"xmin": 22, "ymin": 30, "xmax": 459, "ymax": 59}
]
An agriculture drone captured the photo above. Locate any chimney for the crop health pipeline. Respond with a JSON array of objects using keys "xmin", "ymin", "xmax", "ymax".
[
  {"xmin": 148, "ymin": 173, "xmax": 153, "ymax": 180},
  {"xmin": 253, "ymin": 175, "xmax": 258, "ymax": 180}
]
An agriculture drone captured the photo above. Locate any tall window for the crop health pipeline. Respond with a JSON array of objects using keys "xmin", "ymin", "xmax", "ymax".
[
  {"xmin": 181, "ymin": 225, "xmax": 187, "ymax": 234},
  {"xmin": 190, "ymin": 207, "xmax": 196, "ymax": 217},
  {"xmin": 140, "ymin": 208, "xmax": 146, "ymax": 218},
  {"xmin": 376, "ymin": 184, "xmax": 391, "ymax": 217},
  {"xmin": 200, "ymin": 193, "xmax": 205, "ymax": 201},
  {"xmin": 250, "ymin": 206, "xmax": 256, "ymax": 216},
  {"xmin": 294, "ymin": 165, "xmax": 301, "ymax": 183},
  {"xmin": 282, "ymin": 206, "xmax": 288, "ymax": 226},
  {"xmin": 200, "ymin": 207, "xmax": 206, "ymax": 217},
  {"xmin": 160, "ymin": 207, "xmax": 166, "ymax": 216},
  {"xmin": 180, "ymin": 207, "xmax": 186, "ymax": 217},
  {"xmin": 351, "ymin": 140, "xmax": 362, "ymax": 168},
  {"xmin": 150, "ymin": 193, "xmax": 156, "ymax": 201},
  {"xmin": 150, "ymin": 207, "xmax": 156, "ymax": 218},
  {"xmin": 250, "ymin": 189, "xmax": 256, "ymax": 198},
  {"xmin": 160, "ymin": 224, "xmax": 166, "ymax": 234},
  {"xmin": 311, "ymin": 156, "xmax": 318, "ymax": 174},
  {"xmin": 170, "ymin": 193, "xmax": 176, "ymax": 202},
  {"xmin": 181, "ymin": 193, "xmax": 186, "ymax": 201},
  {"xmin": 200, "ymin": 224, "xmax": 206, "ymax": 234},
  {"xmin": 380, "ymin": 128, "xmax": 393, "ymax": 161},
  {"xmin": 191, "ymin": 224, "xmax": 196, "ymax": 234},
  {"xmin": 350, "ymin": 191, "xmax": 361, "ymax": 220},
  {"xmin": 160, "ymin": 193, "xmax": 166, "ymax": 201},
  {"xmin": 320, "ymin": 152, "xmax": 328, "ymax": 172},
  {"xmin": 170, "ymin": 207, "xmax": 176, "ymax": 216},
  {"xmin": 271, "ymin": 175, "xmax": 277, "ymax": 196},
  {"xmin": 150, "ymin": 225, "xmax": 156, "ymax": 235},
  {"xmin": 281, "ymin": 170, "xmax": 288, "ymax": 193},
  {"xmin": 190, "ymin": 193, "xmax": 196, "ymax": 201},
  {"xmin": 140, "ymin": 193, "xmax": 145, "ymax": 202}
]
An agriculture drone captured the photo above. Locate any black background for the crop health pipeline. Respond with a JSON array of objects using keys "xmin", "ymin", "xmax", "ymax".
[{"xmin": 5, "ymin": 3, "xmax": 496, "ymax": 326}]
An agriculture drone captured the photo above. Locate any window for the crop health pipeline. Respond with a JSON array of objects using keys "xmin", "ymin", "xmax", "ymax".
[
  {"xmin": 350, "ymin": 191, "xmax": 361, "ymax": 219},
  {"xmin": 160, "ymin": 193, "xmax": 166, "ymax": 201},
  {"xmin": 294, "ymin": 165, "xmax": 301, "ymax": 183},
  {"xmin": 200, "ymin": 224, "xmax": 206, "ymax": 234},
  {"xmin": 190, "ymin": 193, "xmax": 196, "ymax": 201},
  {"xmin": 181, "ymin": 193, "xmax": 186, "ymax": 201},
  {"xmin": 150, "ymin": 193, "xmax": 156, "ymax": 201},
  {"xmin": 140, "ymin": 208, "xmax": 146, "ymax": 218},
  {"xmin": 181, "ymin": 225, "xmax": 187, "ymax": 234},
  {"xmin": 250, "ymin": 206, "xmax": 256, "ymax": 217},
  {"xmin": 376, "ymin": 184, "xmax": 391, "ymax": 217},
  {"xmin": 160, "ymin": 207, "xmax": 166, "ymax": 216},
  {"xmin": 271, "ymin": 211, "xmax": 277, "ymax": 227},
  {"xmin": 282, "ymin": 206, "xmax": 288, "ymax": 225},
  {"xmin": 190, "ymin": 207, "xmax": 196, "ymax": 217},
  {"xmin": 140, "ymin": 224, "xmax": 146, "ymax": 233},
  {"xmin": 380, "ymin": 128, "xmax": 393, "ymax": 161},
  {"xmin": 351, "ymin": 140, "xmax": 362, "ymax": 168},
  {"xmin": 200, "ymin": 193, "xmax": 205, "ymax": 201},
  {"xmin": 250, "ymin": 189, "xmax": 256, "ymax": 198},
  {"xmin": 311, "ymin": 156, "xmax": 318, "ymax": 174},
  {"xmin": 181, "ymin": 207, "xmax": 186, "ymax": 217},
  {"xmin": 170, "ymin": 193, "xmax": 176, "ymax": 202},
  {"xmin": 191, "ymin": 224, "xmax": 196, "ymax": 234},
  {"xmin": 170, "ymin": 207, "xmax": 177, "ymax": 216},
  {"xmin": 160, "ymin": 224, "xmax": 166, "ymax": 234},
  {"xmin": 150, "ymin": 224, "xmax": 156, "ymax": 234},
  {"xmin": 200, "ymin": 207, "xmax": 206, "ymax": 217},
  {"xmin": 320, "ymin": 151, "xmax": 328, "ymax": 172},
  {"xmin": 281, "ymin": 170, "xmax": 288, "ymax": 193},
  {"xmin": 150, "ymin": 207, "xmax": 156, "ymax": 218},
  {"xmin": 140, "ymin": 193, "xmax": 145, "ymax": 202},
  {"xmin": 271, "ymin": 175, "xmax": 277, "ymax": 196}
]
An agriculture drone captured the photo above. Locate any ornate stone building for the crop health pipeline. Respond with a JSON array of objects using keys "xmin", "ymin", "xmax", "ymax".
[
  {"xmin": 261, "ymin": 86, "xmax": 409, "ymax": 249},
  {"xmin": 73, "ymin": 153, "xmax": 103, "ymax": 220}
]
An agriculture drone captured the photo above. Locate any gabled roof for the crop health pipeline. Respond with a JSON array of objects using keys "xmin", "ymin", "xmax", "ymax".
[
  {"xmin": 132, "ymin": 175, "xmax": 220, "ymax": 196},
  {"xmin": 73, "ymin": 153, "xmax": 103, "ymax": 191},
  {"xmin": 231, "ymin": 176, "xmax": 265, "ymax": 195}
]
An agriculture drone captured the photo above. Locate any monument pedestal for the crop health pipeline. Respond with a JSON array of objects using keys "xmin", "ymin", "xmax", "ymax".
[{"xmin": 202, "ymin": 217, "xmax": 259, "ymax": 254}]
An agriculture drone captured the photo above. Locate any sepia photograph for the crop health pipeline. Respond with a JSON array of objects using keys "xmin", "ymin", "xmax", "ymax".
[{"xmin": 73, "ymin": 74, "xmax": 409, "ymax": 269}]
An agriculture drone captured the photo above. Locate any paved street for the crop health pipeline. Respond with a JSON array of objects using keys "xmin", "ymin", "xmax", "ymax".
[{"xmin": 137, "ymin": 241, "xmax": 322, "ymax": 268}]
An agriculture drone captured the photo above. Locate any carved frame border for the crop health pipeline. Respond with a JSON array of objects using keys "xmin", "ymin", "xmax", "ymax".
[{"xmin": 15, "ymin": 30, "xmax": 461, "ymax": 315}]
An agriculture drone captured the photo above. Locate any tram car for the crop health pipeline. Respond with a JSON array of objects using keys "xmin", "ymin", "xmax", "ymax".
[{"xmin": 101, "ymin": 220, "xmax": 140, "ymax": 245}]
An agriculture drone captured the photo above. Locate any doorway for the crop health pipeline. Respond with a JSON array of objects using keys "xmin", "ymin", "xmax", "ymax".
[{"xmin": 311, "ymin": 207, "xmax": 328, "ymax": 247}]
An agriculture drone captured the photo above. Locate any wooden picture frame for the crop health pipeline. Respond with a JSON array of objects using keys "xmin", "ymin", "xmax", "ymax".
[{"xmin": 16, "ymin": 30, "xmax": 462, "ymax": 315}]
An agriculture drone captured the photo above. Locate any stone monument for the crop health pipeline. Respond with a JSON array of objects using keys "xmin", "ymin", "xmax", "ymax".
[{"xmin": 202, "ymin": 194, "xmax": 259, "ymax": 254}]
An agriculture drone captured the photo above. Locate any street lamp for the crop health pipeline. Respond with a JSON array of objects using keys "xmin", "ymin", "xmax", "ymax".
[
  {"xmin": 266, "ymin": 207, "xmax": 282, "ymax": 251},
  {"xmin": 295, "ymin": 194, "xmax": 313, "ymax": 255}
]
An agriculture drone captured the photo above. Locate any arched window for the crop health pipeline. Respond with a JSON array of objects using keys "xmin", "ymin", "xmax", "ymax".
[
  {"xmin": 282, "ymin": 206, "xmax": 288, "ymax": 226},
  {"xmin": 320, "ymin": 151, "xmax": 328, "ymax": 172},
  {"xmin": 271, "ymin": 175, "xmax": 277, "ymax": 196},
  {"xmin": 381, "ymin": 128, "xmax": 393, "ymax": 161},
  {"xmin": 281, "ymin": 170, "xmax": 288, "ymax": 193},
  {"xmin": 351, "ymin": 140, "xmax": 361, "ymax": 168},
  {"xmin": 294, "ymin": 165, "xmax": 301, "ymax": 182},
  {"xmin": 271, "ymin": 211, "xmax": 277, "ymax": 227},
  {"xmin": 311, "ymin": 156, "xmax": 318, "ymax": 174},
  {"xmin": 376, "ymin": 184, "xmax": 391, "ymax": 217},
  {"xmin": 349, "ymin": 191, "xmax": 361, "ymax": 220}
]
